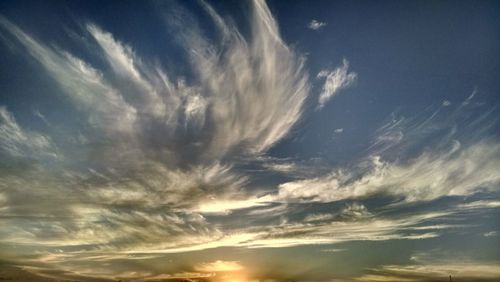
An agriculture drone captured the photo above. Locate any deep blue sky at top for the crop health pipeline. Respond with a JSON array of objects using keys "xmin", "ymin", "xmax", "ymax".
[{"xmin": 0, "ymin": 0, "xmax": 499, "ymax": 165}]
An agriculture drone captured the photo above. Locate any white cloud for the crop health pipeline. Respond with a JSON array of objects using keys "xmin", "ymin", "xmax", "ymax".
[
  {"xmin": 0, "ymin": 107, "xmax": 57, "ymax": 160},
  {"xmin": 127, "ymin": 210, "xmax": 449, "ymax": 254},
  {"xmin": 0, "ymin": 0, "xmax": 310, "ymax": 235},
  {"xmin": 483, "ymin": 231, "xmax": 499, "ymax": 237},
  {"xmin": 0, "ymin": 1, "xmax": 311, "ymax": 274},
  {"xmin": 462, "ymin": 87, "xmax": 477, "ymax": 106},
  {"xmin": 340, "ymin": 202, "xmax": 372, "ymax": 219},
  {"xmin": 317, "ymin": 59, "xmax": 357, "ymax": 108},
  {"xmin": 86, "ymin": 24, "xmax": 169, "ymax": 119},
  {"xmin": 271, "ymin": 142, "xmax": 500, "ymax": 203},
  {"xmin": 303, "ymin": 213, "xmax": 335, "ymax": 222},
  {"xmin": 357, "ymin": 255, "xmax": 500, "ymax": 282},
  {"xmin": 0, "ymin": 18, "xmax": 138, "ymax": 139},
  {"xmin": 457, "ymin": 200, "xmax": 500, "ymax": 210},
  {"xmin": 186, "ymin": 0, "xmax": 310, "ymax": 157},
  {"xmin": 308, "ymin": 19, "xmax": 327, "ymax": 30},
  {"xmin": 0, "ymin": 0, "xmax": 310, "ymax": 164},
  {"xmin": 184, "ymin": 94, "xmax": 208, "ymax": 128},
  {"xmin": 196, "ymin": 197, "xmax": 269, "ymax": 215},
  {"xmin": 304, "ymin": 202, "xmax": 371, "ymax": 222},
  {"xmin": 0, "ymin": 2, "xmax": 499, "ymax": 281},
  {"xmin": 262, "ymin": 161, "xmax": 298, "ymax": 173},
  {"xmin": 194, "ymin": 260, "xmax": 244, "ymax": 272}
]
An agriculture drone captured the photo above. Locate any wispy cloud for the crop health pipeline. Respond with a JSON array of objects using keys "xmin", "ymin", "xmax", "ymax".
[
  {"xmin": 194, "ymin": 260, "xmax": 244, "ymax": 272},
  {"xmin": 271, "ymin": 102, "xmax": 500, "ymax": 204},
  {"xmin": 0, "ymin": 107, "xmax": 58, "ymax": 161},
  {"xmin": 484, "ymin": 231, "xmax": 499, "ymax": 237},
  {"xmin": 317, "ymin": 58, "xmax": 357, "ymax": 108},
  {"xmin": 0, "ymin": 0, "xmax": 310, "ymax": 276},
  {"xmin": 272, "ymin": 142, "xmax": 500, "ymax": 203},
  {"xmin": 262, "ymin": 161, "xmax": 298, "ymax": 173},
  {"xmin": 308, "ymin": 19, "xmax": 327, "ymax": 30},
  {"xmin": 356, "ymin": 253, "xmax": 500, "ymax": 282},
  {"xmin": 0, "ymin": 0, "xmax": 310, "ymax": 164},
  {"xmin": 125, "ymin": 209, "xmax": 449, "ymax": 253},
  {"xmin": 442, "ymin": 100, "xmax": 451, "ymax": 106},
  {"xmin": 0, "ymin": 1, "xmax": 499, "ymax": 281}
]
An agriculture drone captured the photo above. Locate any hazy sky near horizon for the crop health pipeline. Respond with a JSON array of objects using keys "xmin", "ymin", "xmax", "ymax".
[{"xmin": 0, "ymin": 0, "xmax": 499, "ymax": 281}]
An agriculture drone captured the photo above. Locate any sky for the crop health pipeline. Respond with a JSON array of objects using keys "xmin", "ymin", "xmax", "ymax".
[{"xmin": 0, "ymin": 0, "xmax": 499, "ymax": 281}]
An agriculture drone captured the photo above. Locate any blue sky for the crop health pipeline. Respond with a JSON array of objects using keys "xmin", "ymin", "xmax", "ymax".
[{"xmin": 0, "ymin": 0, "xmax": 499, "ymax": 281}]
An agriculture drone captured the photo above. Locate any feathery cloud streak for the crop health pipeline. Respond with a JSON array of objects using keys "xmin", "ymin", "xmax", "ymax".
[
  {"xmin": 0, "ymin": 0, "xmax": 310, "ymax": 271},
  {"xmin": 317, "ymin": 58, "xmax": 357, "ymax": 108}
]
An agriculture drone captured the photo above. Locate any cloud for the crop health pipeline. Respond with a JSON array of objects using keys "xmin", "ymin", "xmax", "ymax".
[
  {"xmin": 462, "ymin": 87, "xmax": 477, "ymax": 106},
  {"xmin": 196, "ymin": 196, "xmax": 269, "ymax": 215},
  {"xmin": 255, "ymin": 155, "xmax": 330, "ymax": 177},
  {"xmin": 340, "ymin": 202, "xmax": 372, "ymax": 219},
  {"xmin": 317, "ymin": 58, "xmax": 357, "ymax": 108},
  {"xmin": 303, "ymin": 202, "xmax": 371, "ymax": 223},
  {"xmin": 356, "ymin": 254, "xmax": 500, "ymax": 282},
  {"xmin": 194, "ymin": 260, "xmax": 244, "ymax": 272},
  {"xmin": 144, "ymin": 272, "xmax": 214, "ymax": 281},
  {"xmin": 308, "ymin": 19, "xmax": 327, "ymax": 30},
  {"xmin": 262, "ymin": 161, "xmax": 298, "ymax": 173},
  {"xmin": 271, "ymin": 103, "xmax": 500, "ymax": 204},
  {"xmin": 0, "ymin": 18, "xmax": 138, "ymax": 141},
  {"xmin": 86, "ymin": 23, "xmax": 168, "ymax": 119},
  {"xmin": 457, "ymin": 200, "xmax": 500, "ymax": 210},
  {"xmin": 272, "ymin": 142, "xmax": 500, "ymax": 203},
  {"xmin": 194, "ymin": 0, "xmax": 309, "ymax": 157},
  {"xmin": 0, "ymin": 1, "xmax": 314, "ymax": 278},
  {"xmin": 0, "ymin": 1, "xmax": 499, "ymax": 281},
  {"xmin": 0, "ymin": 0, "xmax": 310, "ymax": 165},
  {"xmin": 0, "ymin": 107, "xmax": 58, "ymax": 161},
  {"xmin": 0, "ymin": 162, "xmax": 251, "ymax": 252},
  {"xmin": 442, "ymin": 100, "xmax": 451, "ymax": 106},
  {"xmin": 484, "ymin": 231, "xmax": 499, "ymax": 237},
  {"xmin": 303, "ymin": 212, "xmax": 335, "ymax": 222},
  {"xmin": 127, "ymin": 209, "xmax": 449, "ymax": 254}
]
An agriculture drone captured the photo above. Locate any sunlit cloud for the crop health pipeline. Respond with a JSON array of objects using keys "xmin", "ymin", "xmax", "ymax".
[
  {"xmin": 194, "ymin": 260, "xmax": 244, "ymax": 272},
  {"xmin": 357, "ymin": 254, "xmax": 500, "ymax": 282},
  {"xmin": 123, "ymin": 209, "xmax": 451, "ymax": 253},
  {"xmin": 317, "ymin": 58, "xmax": 357, "ymax": 108},
  {"xmin": 262, "ymin": 161, "xmax": 298, "ymax": 173},
  {"xmin": 0, "ymin": 1, "xmax": 313, "ymax": 277},
  {"xmin": 272, "ymin": 142, "xmax": 500, "ymax": 203},
  {"xmin": 0, "ymin": 0, "xmax": 498, "ymax": 281},
  {"xmin": 269, "ymin": 101, "xmax": 500, "ymax": 204},
  {"xmin": 457, "ymin": 200, "xmax": 500, "ymax": 210}
]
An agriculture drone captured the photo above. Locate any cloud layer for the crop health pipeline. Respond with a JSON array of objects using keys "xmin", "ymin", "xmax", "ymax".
[
  {"xmin": 0, "ymin": 0, "xmax": 499, "ymax": 281},
  {"xmin": 0, "ymin": 0, "xmax": 311, "ymax": 276}
]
